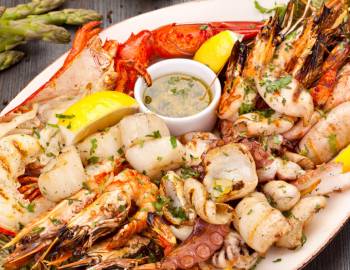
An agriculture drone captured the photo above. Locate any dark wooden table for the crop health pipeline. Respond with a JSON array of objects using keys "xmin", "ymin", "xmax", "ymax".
[{"xmin": 0, "ymin": 1, "xmax": 349, "ymax": 269}]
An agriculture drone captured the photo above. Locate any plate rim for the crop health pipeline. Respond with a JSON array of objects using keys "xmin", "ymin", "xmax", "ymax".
[{"xmin": 1, "ymin": 1, "xmax": 350, "ymax": 270}]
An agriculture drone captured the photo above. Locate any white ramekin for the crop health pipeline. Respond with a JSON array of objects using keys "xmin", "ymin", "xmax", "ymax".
[{"xmin": 134, "ymin": 58, "xmax": 221, "ymax": 136}]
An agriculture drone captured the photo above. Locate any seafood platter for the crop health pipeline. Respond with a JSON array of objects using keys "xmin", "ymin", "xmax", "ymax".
[{"xmin": 1, "ymin": 0, "xmax": 350, "ymax": 269}]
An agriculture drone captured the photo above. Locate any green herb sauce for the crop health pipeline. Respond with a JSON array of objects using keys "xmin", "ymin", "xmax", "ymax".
[{"xmin": 143, "ymin": 73, "xmax": 211, "ymax": 117}]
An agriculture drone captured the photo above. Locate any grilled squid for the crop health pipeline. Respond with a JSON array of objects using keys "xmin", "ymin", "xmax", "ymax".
[
  {"xmin": 184, "ymin": 178, "xmax": 233, "ymax": 224},
  {"xmin": 125, "ymin": 136, "xmax": 185, "ymax": 179},
  {"xmin": 77, "ymin": 124, "xmax": 123, "ymax": 165},
  {"xmin": 299, "ymin": 101, "xmax": 350, "ymax": 164},
  {"xmin": 263, "ymin": 180, "xmax": 301, "ymax": 211},
  {"xmin": 38, "ymin": 146, "xmax": 86, "ymax": 202},
  {"xmin": 292, "ymin": 162, "xmax": 350, "ymax": 196},
  {"xmin": 233, "ymin": 192, "xmax": 290, "ymax": 254},
  {"xmin": 119, "ymin": 113, "xmax": 170, "ymax": 148},
  {"xmin": 276, "ymin": 196, "xmax": 327, "ymax": 249},
  {"xmin": 0, "ymin": 134, "xmax": 54, "ymax": 233},
  {"xmin": 203, "ymin": 143, "xmax": 258, "ymax": 202},
  {"xmin": 160, "ymin": 171, "xmax": 196, "ymax": 225}
]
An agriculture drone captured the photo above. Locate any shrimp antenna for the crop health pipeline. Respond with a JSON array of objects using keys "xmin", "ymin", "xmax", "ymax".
[
  {"xmin": 285, "ymin": 0, "xmax": 312, "ymax": 36},
  {"xmin": 280, "ymin": 1, "xmax": 295, "ymax": 37}
]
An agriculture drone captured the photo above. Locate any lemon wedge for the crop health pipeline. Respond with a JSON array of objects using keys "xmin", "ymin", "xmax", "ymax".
[
  {"xmin": 193, "ymin": 30, "xmax": 242, "ymax": 73},
  {"xmin": 334, "ymin": 144, "xmax": 350, "ymax": 172},
  {"xmin": 58, "ymin": 91, "xmax": 138, "ymax": 143}
]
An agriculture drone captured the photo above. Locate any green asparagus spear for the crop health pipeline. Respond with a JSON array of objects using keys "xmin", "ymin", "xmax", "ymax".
[
  {"xmin": 0, "ymin": 50, "xmax": 25, "ymax": 71},
  {"xmin": 0, "ymin": 35, "xmax": 25, "ymax": 52},
  {"xmin": 1, "ymin": 0, "xmax": 65, "ymax": 20},
  {"xmin": 0, "ymin": 19, "xmax": 70, "ymax": 43},
  {"xmin": 24, "ymin": 9, "xmax": 102, "ymax": 25}
]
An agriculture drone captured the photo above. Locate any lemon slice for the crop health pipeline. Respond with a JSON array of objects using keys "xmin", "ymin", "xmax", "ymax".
[
  {"xmin": 334, "ymin": 144, "xmax": 350, "ymax": 172},
  {"xmin": 193, "ymin": 30, "xmax": 242, "ymax": 73},
  {"xmin": 58, "ymin": 91, "xmax": 138, "ymax": 144}
]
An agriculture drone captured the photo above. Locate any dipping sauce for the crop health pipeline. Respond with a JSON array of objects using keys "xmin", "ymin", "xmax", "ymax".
[{"xmin": 143, "ymin": 73, "xmax": 212, "ymax": 118}]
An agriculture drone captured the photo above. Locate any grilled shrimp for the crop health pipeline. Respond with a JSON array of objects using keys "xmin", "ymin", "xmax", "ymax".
[
  {"xmin": 233, "ymin": 111, "xmax": 294, "ymax": 137},
  {"xmin": 310, "ymin": 41, "xmax": 350, "ymax": 107},
  {"xmin": 3, "ymin": 159, "xmax": 123, "ymax": 269},
  {"xmin": 56, "ymin": 189, "xmax": 131, "ymax": 253},
  {"xmin": 254, "ymin": 17, "xmax": 314, "ymax": 120},
  {"xmin": 56, "ymin": 235, "xmax": 149, "ymax": 270},
  {"xmin": 324, "ymin": 63, "xmax": 350, "ymax": 110},
  {"xmin": 217, "ymin": 43, "xmax": 257, "ymax": 122},
  {"xmin": 106, "ymin": 169, "xmax": 159, "ymax": 249}
]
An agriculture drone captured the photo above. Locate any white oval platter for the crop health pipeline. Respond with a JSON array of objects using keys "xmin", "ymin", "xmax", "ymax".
[{"xmin": 1, "ymin": 1, "xmax": 349, "ymax": 270}]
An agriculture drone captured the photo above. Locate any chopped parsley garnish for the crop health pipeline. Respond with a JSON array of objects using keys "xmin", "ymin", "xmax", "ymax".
[
  {"xmin": 146, "ymin": 130, "xmax": 161, "ymax": 139},
  {"xmin": 55, "ymin": 114, "xmax": 75, "ymax": 119},
  {"xmin": 239, "ymin": 102, "xmax": 255, "ymax": 115},
  {"xmin": 168, "ymin": 76, "xmax": 181, "ymax": 85},
  {"xmin": 256, "ymin": 108, "xmax": 275, "ymax": 119},
  {"xmin": 170, "ymin": 136, "xmax": 177, "ymax": 149},
  {"xmin": 247, "ymin": 209, "xmax": 253, "ymax": 215},
  {"xmin": 82, "ymin": 182, "xmax": 91, "ymax": 192},
  {"xmin": 117, "ymin": 147, "xmax": 124, "ymax": 155},
  {"xmin": 19, "ymin": 202, "xmax": 35, "ymax": 213},
  {"xmin": 32, "ymin": 128, "xmax": 40, "ymax": 139},
  {"xmin": 118, "ymin": 204, "xmax": 126, "ymax": 212},
  {"xmin": 90, "ymin": 138, "xmax": 98, "ymax": 155},
  {"xmin": 153, "ymin": 195, "xmax": 170, "ymax": 213},
  {"xmin": 66, "ymin": 198, "xmax": 82, "ymax": 205},
  {"xmin": 254, "ymin": 0, "xmax": 287, "ymax": 22},
  {"xmin": 301, "ymin": 232, "xmax": 307, "ymax": 247},
  {"xmin": 179, "ymin": 167, "xmax": 200, "ymax": 179},
  {"xmin": 32, "ymin": 226, "xmax": 45, "ymax": 234},
  {"xmin": 49, "ymin": 218, "xmax": 62, "ymax": 226},
  {"xmin": 47, "ymin": 123, "xmax": 59, "ymax": 128},
  {"xmin": 299, "ymin": 146, "xmax": 309, "ymax": 157},
  {"xmin": 87, "ymin": 156, "xmax": 99, "ymax": 165},
  {"xmin": 199, "ymin": 24, "xmax": 209, "ymax": 30},
  {"xmin": 46, "ymin": 152, "xmax": 55, "ymax": 157},
  {"xmin": 213, "ymin": 185, "xmax": 224, "ymax": 193},
  {"xmin": 327, "ymin": 133, "xmax": 337, "ymax": 154},
  {"xmin": 272, "ymin": 258, "xmax": 282, "ymax": 263},
  {"xmin": 169, "ymin": 206, "xmax": 187, "ymax": 221},
  {"xmin": 260, "ymin": 75, "xmax": 292, "ymax": 94}
]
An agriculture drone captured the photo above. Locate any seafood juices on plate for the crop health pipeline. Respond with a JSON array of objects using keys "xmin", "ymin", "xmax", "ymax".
[{"xmin": 2, "ymin": 0, "xmax": 350, "ymax": 269}]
